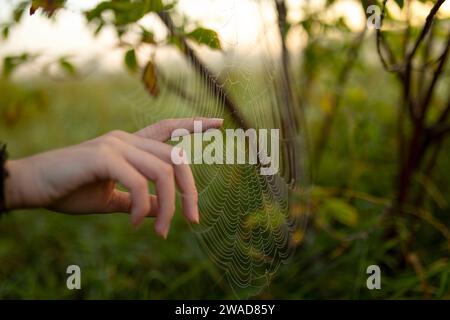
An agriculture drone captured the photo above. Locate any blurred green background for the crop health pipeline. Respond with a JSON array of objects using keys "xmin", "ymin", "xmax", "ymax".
[{"xmin": 1, "ymin": 0, "xmax": 450, "ymax": 299}]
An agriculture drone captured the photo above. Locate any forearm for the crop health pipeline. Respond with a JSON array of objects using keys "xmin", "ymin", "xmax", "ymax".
[{"xmin": 0, "ymin": 118, "xmax": 222, "ymax": 238}]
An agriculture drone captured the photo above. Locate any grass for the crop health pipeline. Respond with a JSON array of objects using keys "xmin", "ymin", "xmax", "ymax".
[{"xmin": 0, "ymin": 63, "xmax": 449, "ymax": 299}]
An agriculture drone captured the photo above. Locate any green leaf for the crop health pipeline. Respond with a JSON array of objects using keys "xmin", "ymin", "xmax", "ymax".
[
  {"xmin": 140, "ymin": 27, "xmax": 155, "ymax": 44},
  {"xmin": 86, "ymin": 0, "xmax": 163, "ymax": 26},
  {"xmin": 13, "ymin": 1, "xmax": 28, "ymax": 22},
  {"xmin": 163, "ymin": 2, "xmax": 177, "ymax": 11},
  {"xmin": 186, "ymin": 27, "xmax": 222, "ymax": 50},
  {"xmin": 59, "ymin": 58, "xmax": 76, "ymax": 76},
  {"xmin": 143, "ymin": 0, "xmax": 164, "ymax": 12},
  {"xmin": 2, "ymin": 53, "xmax": 31, "ymax": 78},
  {"xmin": 319, "ymin": 198, "xmax": 359, "ymax": 227},
  {"xmin": 124, "ymin": 48, "xmax": 138, "ymax": 73},
  {"xmin": 168, "ymin": 35, "xmax": 183, "ymax": 51},
  {"xmin": 1, "ymin": 25, "xmax": 9, "ymax": 39}
]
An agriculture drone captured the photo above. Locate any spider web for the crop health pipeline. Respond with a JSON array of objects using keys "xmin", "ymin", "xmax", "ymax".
[{"xmin": 124, "ymin": 0, "xmax": 310, "ymax": 298}]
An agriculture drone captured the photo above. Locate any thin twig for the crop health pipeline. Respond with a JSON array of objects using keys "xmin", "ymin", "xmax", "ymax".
[
  {"xmin": 275, "ymin": 0, "xmax": 300, "ymax": 185},
  {"xmin": 315, "ymin": 28, "xmax": 367, "ymax": 165},
  {"xmin": 376, "ymin": 0, "xmax": 401, "ymax": 73}
]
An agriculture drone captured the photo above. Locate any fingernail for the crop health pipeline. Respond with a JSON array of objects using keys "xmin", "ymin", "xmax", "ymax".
[
  {"xmin": 155, "ymin": 223, "xmax": 168, "ymax": 239},
  {"xmin": 193, "ymin": 209, "xmax": 200, "ymax": 224},
  {"xmin": 133, "ymin": 223, "xmax": 141, "ymax": 231},
  {"xmin": 160, "ymin": 229, "xmax": 168, "ymax": 239},
  {"xmin": 131, "ymin": 213, "xmax": 144, "ymax": 227},
  {"xmin": 212, "ymin": 118, "xmax": 224, "ymax": 125}
]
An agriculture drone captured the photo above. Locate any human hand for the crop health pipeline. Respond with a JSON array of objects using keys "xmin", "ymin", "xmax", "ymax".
[{"xmin": 4, "ymin": 118, "xmax": 223, "ymax": 238}]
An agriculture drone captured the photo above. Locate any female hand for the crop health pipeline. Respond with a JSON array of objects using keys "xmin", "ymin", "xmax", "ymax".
[{"xmin": 4, "ymin": 118, "xmax": 223, "ymax": 238}]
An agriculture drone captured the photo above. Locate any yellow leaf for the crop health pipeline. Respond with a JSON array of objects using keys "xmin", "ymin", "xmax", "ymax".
[{"xmin": 142, "ymin": 60, "xmax": 159, "ymax": 97}]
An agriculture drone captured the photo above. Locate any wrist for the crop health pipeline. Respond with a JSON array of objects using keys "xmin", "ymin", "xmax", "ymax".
[{"xmin": 4, "ymin": 160, "xmax": 26, "ymax": 210}]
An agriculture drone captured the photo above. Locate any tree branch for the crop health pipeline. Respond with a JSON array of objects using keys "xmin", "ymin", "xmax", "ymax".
[
  {"xmin": 420, "ymin": 32, "xmax": 450, "ymax": 118},
  {"xmin": 406, "ymin": 0, "xmax": 446, "ymax": 61},
  {"xmin": 418, "ymin": 19, "xmax": 435, "ymax": 99},
  {"xmin": 156, "ymin": 10, "xmax": 250, "ymax": 131},
  {"xmin": 430, "ymin": 124, "xmax": 450, "ymax": 140}
]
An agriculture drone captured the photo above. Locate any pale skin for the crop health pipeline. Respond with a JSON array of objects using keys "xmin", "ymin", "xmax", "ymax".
[{"xmin": 3, "ymin": 118, "xmax": 224, "ymax": 239}]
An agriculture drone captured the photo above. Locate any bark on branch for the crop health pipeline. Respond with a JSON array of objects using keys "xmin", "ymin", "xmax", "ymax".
[{"xmin": 156, "ymin": 10, "xmax": 251, "ymax": 131}]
